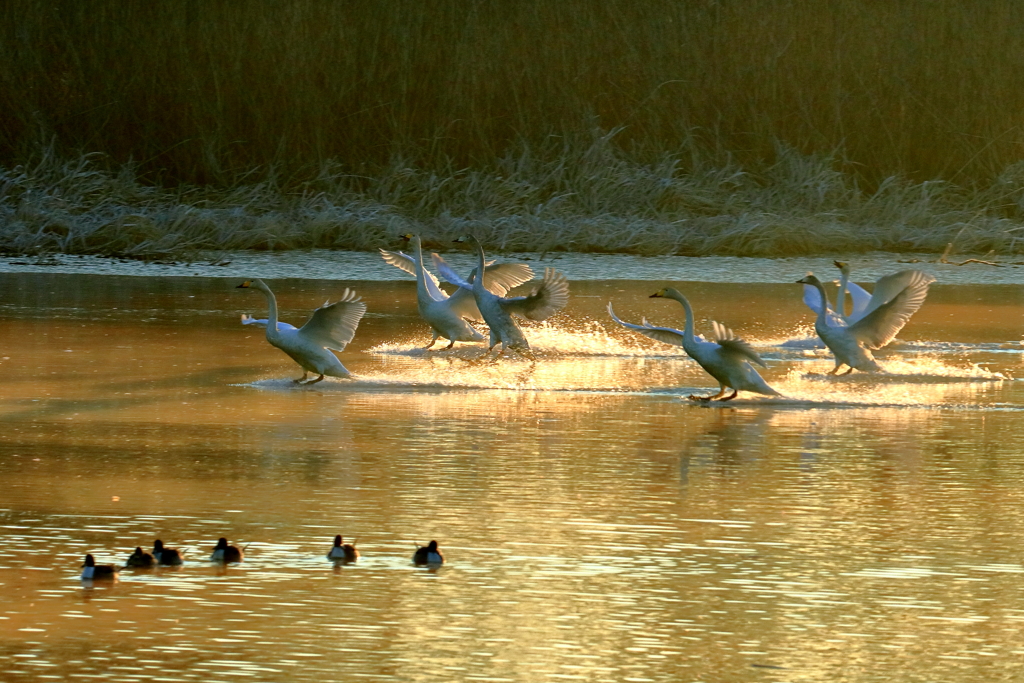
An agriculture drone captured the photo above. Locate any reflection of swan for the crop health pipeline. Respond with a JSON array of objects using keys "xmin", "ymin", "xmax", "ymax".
[
  {"xmin": 81, "ymin": 554, "xmax": 119, "ymax": 580},
  {"xmin": 153, "ymin": 539, "xmax": 184, "ymax": 566},
  {"xmin": 435, "ymin": 238, "xmax": 569, "ymax": 353},
  {"xmin": 413, "ymin": 540, "xmax": 444, "ymax": 565},
  {"xmin": 379, "ymin": 235, "xmax": 533, "ymax": 348},
  {"xmin": 608, "ymin": 288, "xmax": 779, "ymax": 401},
  {"xmin": 797, "ymin": 271, "xmax": 934, "ymax": 374},
  {"xmin": 211, "ymin": 538, "xmax": 244, "ymax": 563},
  {"xmin": 237, "ymin": 279, "xmax": 366, "ymax": 384},
  {"xmin": 327, "ymin": 535, "xmax": 359, "ymax": 562},
  {"xmin": 125, "ymin": 547, "xmax": 155, "ymax": 567}
]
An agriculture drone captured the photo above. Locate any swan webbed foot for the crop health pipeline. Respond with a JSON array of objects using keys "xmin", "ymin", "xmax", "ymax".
[
  {"xmin": 687, "ymin": 394, "xmax": 713, "ymax": 402},
  {"xmin": 293, "ymin": 372, "xmax": 309, "ymax": 384}
]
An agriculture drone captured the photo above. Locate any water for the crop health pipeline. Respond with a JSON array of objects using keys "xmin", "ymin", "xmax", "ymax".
[{"xmin": 1, "ymin": 259, "xmax": 1022, "ymax": 682}]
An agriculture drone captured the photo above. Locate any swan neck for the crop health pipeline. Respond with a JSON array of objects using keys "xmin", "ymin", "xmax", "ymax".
[
  {"xmin": 257, "ymin": 280, "xmax": 279, "ymax": 337},
  {"xmin": 670, "ymin": 291, "xmax": 697, "ymax": 344},
  {"xmin": 413, "ymin": 237, "xmax": 429, "ymax": 295},
  {"xmin": 836, "ymin": 271, "xmax": 849, "ymax": 318},
  {"xmin": 810, "ymin": 280, "xmax": 830, "ymax": 326},
  {"xmin": 474, "ymin": 243, "xmax": 487, "ymax": 292}
]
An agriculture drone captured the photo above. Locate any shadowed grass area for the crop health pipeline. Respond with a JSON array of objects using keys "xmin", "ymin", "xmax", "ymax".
[
  {"xmin": 3, "ymin": 1, "xmax": 1024, "ymax": 256},
  {"xmin": 4, "ymin": 137, "xmax": 1024, "ymax": 258}
]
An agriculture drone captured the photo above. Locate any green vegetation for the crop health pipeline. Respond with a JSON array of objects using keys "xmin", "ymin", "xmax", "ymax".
[{"xmin": 3, "ymin": 0, "xmax": 1024, "ymax": 257}]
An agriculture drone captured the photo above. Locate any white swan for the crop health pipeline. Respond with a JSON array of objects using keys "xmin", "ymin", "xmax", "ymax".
[
  {"xmin": 803, "ymin": 261, "xmax": 927, "ymax": 326},
  {"xmin": 237, "ymin": 279, "xmax": 366, "ymax": 384},
  {"xmin": 797, "ymin": 270, "xmax": 934, "ymax": 374},
  {"xmin": 434, "ymin": 238, "xmax": 569, "ymax": 353},
  {"xmin": 379, "ymin": 235, "xmax": 533, "ymax": 348},
  {"xmin": 609, "ymin": 288, "xmax": 779, "ymax": 401}
]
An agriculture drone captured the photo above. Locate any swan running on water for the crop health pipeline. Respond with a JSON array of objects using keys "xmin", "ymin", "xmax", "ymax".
[
  {"xmin": 609, "ymin": 288, "xmax": 779, "ymax": 401},
  {"xmin": 238, "ymin": 278, "xmax": 367, "ymax": 384},
  {"xmin": 797, "ymin": 270, "xmax": 934, "ymax": 374},
  {"xmin": 379, "ymin": 235, "xmax": 533, "ymax": 349},
  {"xmin": 435, "ymin": 237, "xmax": 570, "ymax": 354}
]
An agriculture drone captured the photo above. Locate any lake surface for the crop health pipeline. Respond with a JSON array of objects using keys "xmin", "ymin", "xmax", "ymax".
[{"xmin": 1, "ymin": 254, "xmax": 1022, "ymax": 682}]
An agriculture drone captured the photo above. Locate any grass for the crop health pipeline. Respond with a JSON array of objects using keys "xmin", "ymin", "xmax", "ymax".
[
  {"xmin": 3, "ymin": 136, "xmax": 1024, "ymax": 258},
  {"xmin": 3, "ymin": 0, "xmax": 1024, "ymax": 257}
]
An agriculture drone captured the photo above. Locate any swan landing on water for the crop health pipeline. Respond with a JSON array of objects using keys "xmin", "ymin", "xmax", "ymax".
[
  {"xmin": 238, "ymin": 278, "xmax": 367, "ymax": 384},
  {"xmin": 609, "ymin": 288, "xmax": 779, "ymax": 401}
]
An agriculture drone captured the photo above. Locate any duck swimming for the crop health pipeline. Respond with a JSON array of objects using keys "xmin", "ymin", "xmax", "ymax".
[
  {"xmin": 152, "ymin": 539, "xmax": 184, "ymax": 566},
  {"xmin": 413, "ymin": 540, "xmax": 444, "ymax": 566},
  {"xmin": 211, "ymin": 538, "xmax": 244, "ymax": 563},
  {"xmin": 237, "ymin": 279, "xmax": 366, "ymax": 384},
  {"xmin": 81, "ymin": 554, "xmax": 119, "ymax": 580},
  {"xmin": 327, "ymin": 535, "xmax": 359, "ymax": 562},
  {"xmin": 125, "ymin": 547, "xmax": 155, "ymax": 568},
  {"xmin": 609, "ymin": 288, "xmax": 779, "ymax": 401}
]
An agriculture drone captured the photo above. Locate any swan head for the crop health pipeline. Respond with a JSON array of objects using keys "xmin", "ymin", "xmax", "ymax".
[
  {"xmin": 649, "ymin": 287, "xmax": 683, "ymax": 300},
  {"xmin": 833, "ymin": 260, "xmax": 851, "ymax": 275},
  {"xmin": 796, "ymin": 274, "xmax": 822, "ymax": 286},
  {"xmin": 237, "ymin": 280, "xmax": 253, "ymax": 289}
]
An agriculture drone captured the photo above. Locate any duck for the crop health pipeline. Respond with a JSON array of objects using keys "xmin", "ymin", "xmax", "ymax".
[
  {"xmin": 797, "ymin": 270, "xmax": 934, "ymax": 374},
  {"xmin": 125, "ymin": 547, "xmax": 155, "ymax": 568},
  {"xmin": 326, "ymin": 535, "xmax": 359, "ymax": 562},
  {"xmin": 211, "ymin": 538, "xmax": 244, "ymax": 563},
  {"xmin": 608, "ymin": 288, "xmax": 779, "ymax": 401},
  {"xmin": 237, "ymin": 279, "xmax": 367, "ymax": 384},
  {"xmin": 413, "ymin": 540, "xmax": 444, "ymax": 566},
  {"xmin": 81, "ymin": 554, "xmax": 119, "ymax": 580},
  {"xmin": 434, "ymin": 237, "xmax": 569, "ymax": 353},
  {"xmin": 380, "ymin": 235, "xmax": 534, "ymax": 349},
  {"xmin": 152, "ymin": 539, "xmax": 184, "ymax": 566}
]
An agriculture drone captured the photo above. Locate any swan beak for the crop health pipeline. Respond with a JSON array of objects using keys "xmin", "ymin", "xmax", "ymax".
[
  {"xmin": 649, "ymin": 289, "xmax": 666, "ymax": 298},
  {"xmin": 237, "ymin": 281, "xmax": 252, "ymax": 289}
]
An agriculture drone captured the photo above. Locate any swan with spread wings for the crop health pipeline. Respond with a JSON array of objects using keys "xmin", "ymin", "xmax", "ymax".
[
  {"xmin": 609, "ymin": 288, "xmax": 779, "ymax": 401},
  {"xmin": 433, "ymin": 238, "xmax": 569, "ymax": 354},
  {"xmin": 238, "ymin": 278, "xmax": 366, "ymax": 383},
  {"xmin": 379, "ymin": 235, "xmax": 533, "ymax": 349}
]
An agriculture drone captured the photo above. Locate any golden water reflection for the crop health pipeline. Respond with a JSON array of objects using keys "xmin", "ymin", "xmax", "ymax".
[{"xmin": 0, "ymin": 273, "xmax": 1023, "ymax": 682}]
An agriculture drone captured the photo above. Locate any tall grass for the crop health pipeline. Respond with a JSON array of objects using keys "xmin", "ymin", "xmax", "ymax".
[
  {"xmin": 5, "ymin": 0, "xmax": 1024, "ymax": 184},
  {"xmin": 3, "ymin": 1, "xmax": 1024, "ymax": 256}
]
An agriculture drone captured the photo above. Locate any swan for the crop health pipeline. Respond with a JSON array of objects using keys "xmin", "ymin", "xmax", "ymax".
[
  {"xmin": 125, "ymin": 547, "xmax": 155, "ymax": 568},
  {"xmin": 152, "ymin": 539, "xmax": 184, "ymax": 566},
  {"xmin": 413, "ymin": 540, "xmax": 444, "ymax": 565},
  {"xmin": 797, "ymin": 270, "xmax": 934, "ymax": 374},
  {"xmin": 211, "ymin": 538, "xmax": 244, "ymax": 563},
  {"xmin": 379, "ymin": 235, "xmax": 533, "ymax": 348},
  {"xmin": 608, "ymin": 288, "xmax": 779, "ymax": 401},
  {"xmin": 327, "ymin": 535, "xmax": 359, "ymax": 562},
  {"xmin": 434, "ymin": 238, "xmax": 569, "ymax": 353},
  {"xmin": 803, "ymin": 261, "xmax": 928, "ymax": 326},
  {"xmin": 81, "ymin": 554, "xmax": 119, "ymax": 580},
  {"xmin": 237, "ymin": 279, "xmax": 366, "ymax": 384}
]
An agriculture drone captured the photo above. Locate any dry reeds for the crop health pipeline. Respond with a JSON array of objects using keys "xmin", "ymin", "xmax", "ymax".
[{"xmin": 3, "ymin": 1, "xmax": 1024, "ymax": 256}]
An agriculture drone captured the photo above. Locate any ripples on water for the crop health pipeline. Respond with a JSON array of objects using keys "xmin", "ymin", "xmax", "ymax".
[{"xmin": 0, "ymin": 269, "xmax": 1022, "ymax": 682}]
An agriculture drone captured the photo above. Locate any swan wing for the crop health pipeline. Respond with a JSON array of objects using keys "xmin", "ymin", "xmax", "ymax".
[
  {"xmin": 432, "ymin": 254, "xmax": 473, "ymax": 290},
  {"xmin": 708, "ymin": 321, "xmax": 767, "ymax": 368},
  {"xmin": 858, "ymin": 270, "xmax": 934, "ymax": 319},
  {"xmin": 445, "ymin": 287, "xmax": 483, "ymax": 320},
  {"xmin": 499, "ymin": 267, "xmax": 569, "ymax": 321},
  {"xmin": 297, "ymin": 289, "xmax": 368, "ymax": 351},
  {"xmin": 608, "ymin": 302, "xmax": 685, "ymax": 347},
  {"xmin": 476, "ymin": 262, "xmax": 535, "ymax": 296},
  {"xmin": 380, "ymin": 249, "xmax": 447, "ymax": 301},
  {"xmin": 846, "ymin": 272, "xmax": 934, "ymax": 349}
]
